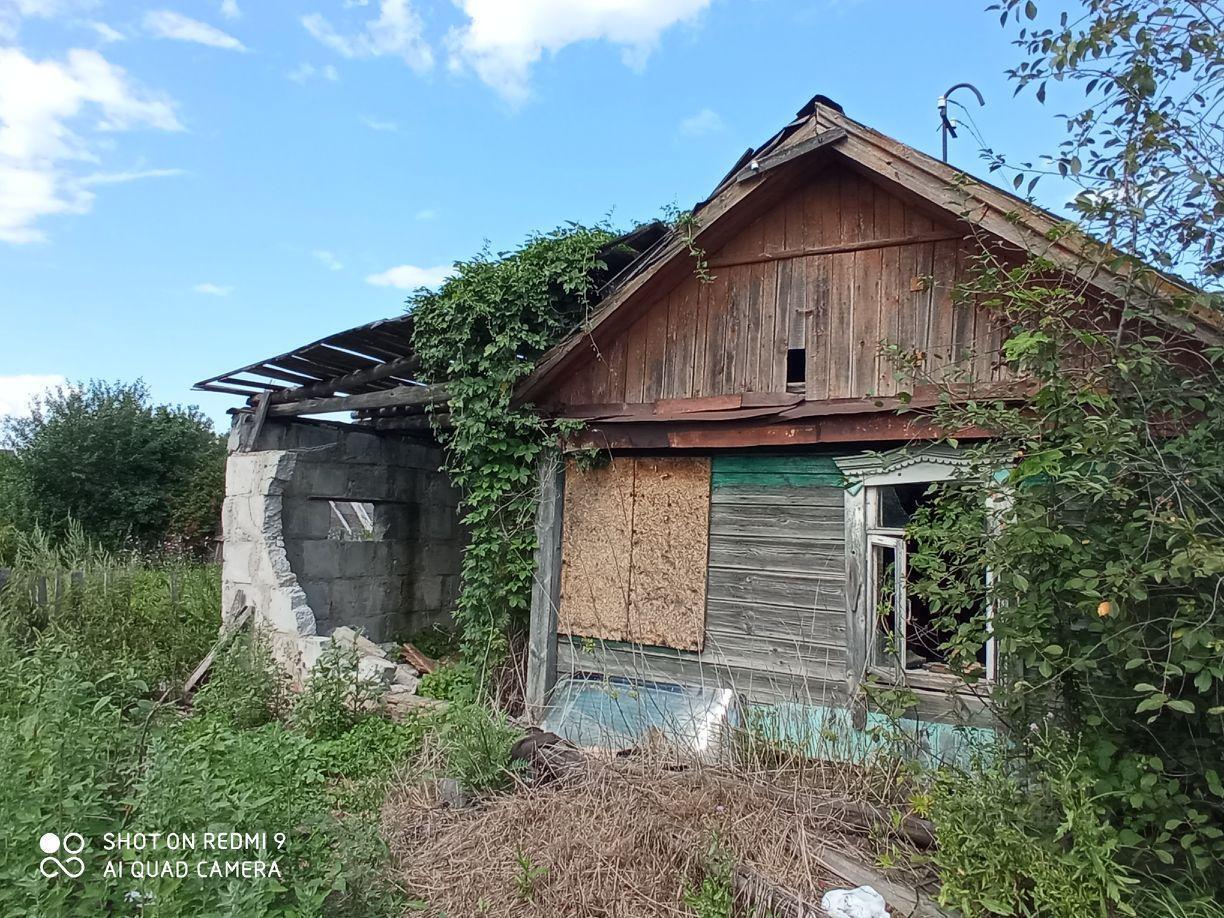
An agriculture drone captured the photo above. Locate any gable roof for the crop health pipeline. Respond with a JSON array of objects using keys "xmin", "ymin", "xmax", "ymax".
[{"xmin": 518, "ymin": 95, "xmax": 1222, "ymax": 404}]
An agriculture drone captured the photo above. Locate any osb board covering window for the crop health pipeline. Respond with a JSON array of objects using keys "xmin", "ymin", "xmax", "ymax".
[
  {"xmin": 559, "ymin": 458, "xmax": 634, "ymax": 642},
  {"xmin": 559, "ymin": 457, "xmax": 712, "ymax": 651}
]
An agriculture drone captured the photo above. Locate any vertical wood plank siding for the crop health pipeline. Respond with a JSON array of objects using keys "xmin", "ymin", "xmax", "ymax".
[
  {"xmin": 545, "ymin": 165, "xmax": 1005, "ymax": 409},
  {"xmin": 558, "ymin": 455, "xmax": 850, "ymax": 706}
]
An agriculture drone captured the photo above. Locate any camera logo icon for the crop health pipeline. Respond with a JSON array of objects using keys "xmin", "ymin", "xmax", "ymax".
[{"xmin": 38, "ymin": 832, "xmax": 86, "ymax": 879}]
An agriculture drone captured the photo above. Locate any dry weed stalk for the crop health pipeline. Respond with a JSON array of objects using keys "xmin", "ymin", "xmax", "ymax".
[{"xmin": 382, "ymin": 738, "xmax": 932, "ymax": 918}]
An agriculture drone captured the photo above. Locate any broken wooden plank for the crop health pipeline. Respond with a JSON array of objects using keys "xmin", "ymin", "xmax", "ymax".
[
  {"xmin": 266, "ymin": 383, "xmax": 449, "ymax": 417},
  {"xmin": 735, "ymin": 126, "xmax": 848, "ymax": 182},
  {"xmin": 267, "ymin": 353, "xmax": 422, "ymax": 405},
  {"xmin": 400, "ymin": 642, "xmax": 439, "ymax": 675},
  {"xmin": 183, "ymin": 606, "xmax": 253, "ymax": 695},
  {"xmin": 812, "ymin": 847, "xmax": 954, "ymax": 918}
]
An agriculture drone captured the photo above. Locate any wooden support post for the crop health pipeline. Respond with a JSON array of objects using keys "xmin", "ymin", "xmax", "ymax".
[
  {"xmin": 526, "ymin": 451, "xmax": 564, "ymax": 721},
  {"xmin": 843, "ymin": 485, "xmax": 868, "ymax": 698}
]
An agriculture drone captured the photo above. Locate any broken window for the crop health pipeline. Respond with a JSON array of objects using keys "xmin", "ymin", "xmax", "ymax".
[
  {"xmin": 866, "ymin": 481, "xmax": 994, "ymax": 683},
  {"xmin": 327, "ymin": 500, "xmax": 378, "ymax": 541}
]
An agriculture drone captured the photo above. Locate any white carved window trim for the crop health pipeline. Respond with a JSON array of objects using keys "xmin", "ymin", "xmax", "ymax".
[{"xmin": 840, "ymin": 447, "xmax": 998, "ymax": 691}]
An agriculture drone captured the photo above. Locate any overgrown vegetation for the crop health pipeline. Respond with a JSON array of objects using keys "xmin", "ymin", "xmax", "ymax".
[
  {"xmin": 898, "ymin": 1, "xmax": 1224, "ymax": 913},
  {"xmin": 0, "ymin": 555, "xmax": 432, "ymax": 915},
  {"xmin": 0, "ymin": 380, "xmax": 225, "ymax": 560},
  {"xmin": 409, "ymin": 226, "xmax": 618, "ymax": 674}
]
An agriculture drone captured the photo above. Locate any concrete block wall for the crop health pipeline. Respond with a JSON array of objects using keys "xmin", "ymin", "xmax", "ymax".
[{"xmin": 221, "ymin": 418, "xmax": 464, "ymax": 654}]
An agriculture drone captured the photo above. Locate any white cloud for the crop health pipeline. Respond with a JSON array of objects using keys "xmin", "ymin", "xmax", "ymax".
[
  {"xmin": 194, "ymin": 282, "xmax": 233, "ymax": 296},
  {"xmin": 0, "ymin": 374, "xmax": 67, "ymax": 419},
  {"xmin": 287, "ymin": 61, "xmax": 339, "ymax": 83},
  {"xmin": 678, "ymin": 107, "xmax": 722, "ymax": 137},
  {"xmin": 360, "ymin": 114, "xmax": 397, "ymax": 132},
  {"xmin": 1, "ymin": 1, "xmax": 97, "ymax": 42},
  {"xmin": 87, "ymin": 21, "xmax": 124, "ymax": 43},
  {"xmin": 302, "ymin": 0, "xmax": 432, "ymax": 72},
  {"xmin": 0, "ymin": 47, "xmax": 182, "ymax": 244},
  {"xmin": 414, "ymin": 207, "xmax": 436, "ymax": 221},
  {"xmin": 312, "ymin": 249, "xmax": 343, "ymax": 270},
  {"xmin": 366, "ymin": 263, "xmax": 450, "ymax": 289},
  {"xmin": 143, "ymin": 10, "xmax": 246, "ymax": 51},
  {"xmin": 448, "ymin": 0, "xmax": 710, "ymax": 103},
  {"xmin": 78, "ymin": 167, "xmax": 184, "ymax": 185},
  {"xmin": 219, "ymin": 0, "xmax": 240, "ymax": 20}
]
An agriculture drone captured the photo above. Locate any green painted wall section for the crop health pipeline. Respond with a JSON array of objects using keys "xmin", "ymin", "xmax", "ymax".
[
  {"xmin": 712, "ymin": 454, "xmax": 846, "ymax": 490},
  {"xmin": 748, "ymin": 701, "xmax": 998, "ymax": 768}
]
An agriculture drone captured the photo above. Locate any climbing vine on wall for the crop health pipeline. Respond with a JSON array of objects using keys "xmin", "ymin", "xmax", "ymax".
[{"xmin": 409, "ymin": 226, "xmax": 616, "ymax": 676}]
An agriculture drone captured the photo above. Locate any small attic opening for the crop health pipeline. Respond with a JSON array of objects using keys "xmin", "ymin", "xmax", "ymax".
[{"xmin": 786, "ymin": 348, "xmax": 806, "ymax": 389}]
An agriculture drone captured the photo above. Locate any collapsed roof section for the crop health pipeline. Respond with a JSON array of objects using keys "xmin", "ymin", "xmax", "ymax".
[{"xmin": 193, "ymin": 223, "xmax": 670, "ymax": 427}]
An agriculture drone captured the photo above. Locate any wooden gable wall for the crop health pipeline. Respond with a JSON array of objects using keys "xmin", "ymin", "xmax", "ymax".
[{"xmin": 543, "ymin": 164, "xmax": 1010, "ymax": 410}]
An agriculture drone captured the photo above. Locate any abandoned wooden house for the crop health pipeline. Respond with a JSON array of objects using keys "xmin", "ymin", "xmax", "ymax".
[{"xmin": 199, "ymin": 94, "xmax": 1220, "ymax": 749}]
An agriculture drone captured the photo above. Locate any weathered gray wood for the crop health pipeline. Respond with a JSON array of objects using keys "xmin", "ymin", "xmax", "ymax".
[
  {"xmin": 526, "ymin": 452, "xmax": 564, "ymax": 720},
  {"xmin": 706, "ymin": 599, "xmax": 848, "ymax": 645},
  {"xmin": 709, "ymin": 508, "xmax": 844, "ymax": 541},
  {"xmin": 706, "ymin": 568, "xmax": 847, "ymax": 610},
  {"xmin": 843, "ymin": 488, "xmax": 868, "ymax": 691},
  {"xmin": 266, "ymin": 383, "xmax": 449, "ymax": 418},
  {"xmin": 736, "ymin": 126, "xmax": 847, "ymax": 182},
  {"xmin": 708, "ymin": 538, "xmax": 845, "ymax": 575},
  {"xmin": 710, "ymin": 486, "xmax": 845, "ymax": 508},
  {"xmin": 268, "ymin": 354, "xmax": 421, "ymax": 405},
  {"xmin": 183, "ymin": 606, "xmax": 252, "ymax": 695}
]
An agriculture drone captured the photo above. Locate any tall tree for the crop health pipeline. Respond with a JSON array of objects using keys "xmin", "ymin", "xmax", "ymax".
[
  {"xmin": 1, "ymin": 380, "xmax": 224, "ymax": 555},
  {"xmin": 908, "ymin": 2, "xmax": 1224, "ymax": 908}
]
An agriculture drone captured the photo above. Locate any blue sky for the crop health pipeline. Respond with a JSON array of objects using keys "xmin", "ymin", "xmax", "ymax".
[{"xmin": 0, "ymin": 0, "xmax": 1076, "ymax": 431}]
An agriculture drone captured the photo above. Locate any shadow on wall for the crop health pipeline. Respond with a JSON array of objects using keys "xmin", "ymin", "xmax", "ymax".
[{"xmin": 221, "ymin": 418, "xmax": 464, "ymax": 646}]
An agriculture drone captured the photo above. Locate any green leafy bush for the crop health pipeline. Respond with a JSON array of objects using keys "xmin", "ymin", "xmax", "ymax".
[
  {"xmin": 417, "ymin": 660, "xmax": 476, "ymax": 703},
  {"xmin": 409, "ymin": 226, "xmax": 616, "ymax": 672},
  {"xmin": 0, "ymin": 562, "xmax": 219, "ymax": 690},
  {"xmin": 1, "ymin": 379, "xmax": 224, "ymax": 556},
  {"xmin": 683, "ymin": 844, "xmax": 736, "ymax": 918},
  {"xmin": 435, "ymin": 703, "xmax": 522, "ymax": 794},
  {"xmin": 929, "ymin": 733, "xmax": 1136, "ymax": 917},
  {"xmin": 194, "ymin": 632, "xmax": 288, "ymax": 729},
  {"xmin": 315, "ymin": 715, "xmax": 433, "ymax": 813},
  {"xmin": 0, "ymin": 634, "xmax": 150, "ymax": 916},
  {"xmin": 0, "ymin": 616, "xmax": 408, "ymax": 915},
  {"xmin": 293, "ymin": 639, "xmax": 386, "ymax": 740}
]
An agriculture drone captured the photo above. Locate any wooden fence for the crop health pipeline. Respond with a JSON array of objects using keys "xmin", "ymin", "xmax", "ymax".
[{"xmin": 0, "ymin": 567, "xmax": 194, "ymax": 606}]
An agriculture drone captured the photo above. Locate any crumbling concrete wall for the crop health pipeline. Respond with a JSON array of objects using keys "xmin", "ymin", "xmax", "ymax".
[{"xmin": 221, "ymin": 417, "xmax": 463, "ymax": 679}]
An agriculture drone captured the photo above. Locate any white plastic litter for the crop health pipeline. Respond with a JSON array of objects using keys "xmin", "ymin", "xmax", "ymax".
[{"xmin": 820, "ymin": 884, "xmax": 889, "ymax": 918}]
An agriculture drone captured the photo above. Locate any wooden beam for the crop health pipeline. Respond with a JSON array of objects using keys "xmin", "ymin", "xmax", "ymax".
[
  {"xmin": 243, "ymin": 393, "xmax": 271, "ymax": 452},
  {"xmin": 267, "ymin": 353, "xmax": 422, "ymax": 405},
  {"xmin": 366, "ymin": 413, "xmax": 451, "ymax": 432},
  {"xmin": 526, "ymin": 452, "xmax": 564, "ymax": 721},
  {"xmin": 566, "ymin": 413, "xmax": 995, "ymax": 450},
  {"xmin": 266, "ymin": 383, "xmax": 449, "ymax": 417},
  {"xmin": 708, "ymin": 230, "xmax": 963, "ymax": 270},
  {"xmin": 734, "ymin": 126, "xmax": 846, "ymax": 181}
]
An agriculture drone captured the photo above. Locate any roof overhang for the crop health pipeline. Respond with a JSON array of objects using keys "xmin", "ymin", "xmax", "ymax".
[{"xmin": 516, "ymin": 95, "xmax": 1223, "ymax": 405}]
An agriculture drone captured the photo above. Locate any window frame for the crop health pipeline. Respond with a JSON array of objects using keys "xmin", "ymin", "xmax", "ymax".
[{"xmin": 840, "ymin": 447, "xmax": 998, "ymax": 693}]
